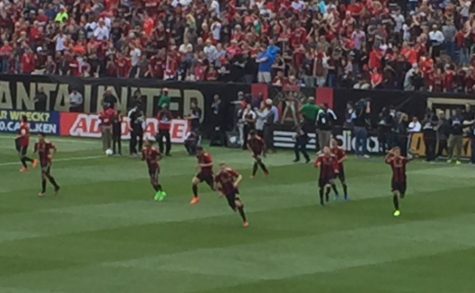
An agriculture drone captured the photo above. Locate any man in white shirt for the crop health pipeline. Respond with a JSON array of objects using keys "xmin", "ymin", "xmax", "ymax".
[
  {"xmin": 129, "ymin": 44, "xmax": 142, "ymax": 78},
  {"xmin": 408, "ymin": 117, "xmax": 422, "ymax": 133},
  {"xmin": 94, "ymin": 20, "xmax": 110, "ymax": 41},
  {"xmin": 69, "ymin": 90, "xmax": 83, "ymax": 112},
  {"xmin": 428, "ymin": 25, "xmax": 445, "ymax": 58},
  {"xmin": 203, "ymin": 40, "xmax": 218, "ymax": 64}
]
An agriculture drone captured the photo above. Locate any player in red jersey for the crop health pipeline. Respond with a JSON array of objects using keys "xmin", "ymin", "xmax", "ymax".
[
  {"xmin": 314, "ymin": 146, "xmax": 339, "ymax": 206},
  {"xmin": 190, "ymin": 146, "xmax": 215, "ymax": 205},
  {"xmin": 247, "ymin": 130, "xmax": 269, "ymax": 178},
  {"xmin": 34, "ymin": 133, "xmax": 60, "ymax": 197},
  {"xmin": 214, "ymin": 163, "xmax": 249, "ymax": 228},
  {"xmin": 385, "ymin": 147, "xmax": 410, "ymax": 217},
  {"xmin": 142, "ymin": 141, "xmax": 166, "ymax": 201},
  {"xmin": 15, "ymin": 115, "xmax": 38, "ymax": 172},
  {"xmin": 330, "ymin": 138, "xmax": 349, "ymax": 200}
]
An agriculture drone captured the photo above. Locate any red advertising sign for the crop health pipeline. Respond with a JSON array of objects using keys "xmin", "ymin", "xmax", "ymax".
[{"xmin": 60, "ymin": 113, "xmax": 189, "ymax": 143}]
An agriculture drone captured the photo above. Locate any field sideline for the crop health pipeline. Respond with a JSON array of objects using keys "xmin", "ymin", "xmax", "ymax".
[{"xmin": 0, "ymin": 134, "xmax": 474, "ymax": 293}]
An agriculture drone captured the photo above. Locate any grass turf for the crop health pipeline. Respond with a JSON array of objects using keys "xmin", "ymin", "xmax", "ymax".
[{"xmin": 0, "ymin": 134, "xmax": 474, "ymax": 292}]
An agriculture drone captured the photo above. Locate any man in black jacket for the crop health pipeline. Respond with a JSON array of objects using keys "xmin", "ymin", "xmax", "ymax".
[
  {"xmin": 209, "ymin": 94, "xmax": 225, "ymax": 146},
  {"xmin": 128, "ymin": 106, "xmax": 144, "ymax": 156}
]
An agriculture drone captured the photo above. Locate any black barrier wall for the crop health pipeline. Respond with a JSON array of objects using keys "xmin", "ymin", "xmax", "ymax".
[{"xmin": 0, "ymin": 75, "xmax": 251, "ymax": 133}]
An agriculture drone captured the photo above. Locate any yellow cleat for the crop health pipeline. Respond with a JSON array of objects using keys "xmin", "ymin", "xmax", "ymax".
[{"xmin": 393, "ymin": 210, "xmax": 401, "ymax": 217}]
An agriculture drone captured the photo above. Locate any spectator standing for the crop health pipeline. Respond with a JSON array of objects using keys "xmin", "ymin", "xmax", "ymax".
[
  {"xmin": 293, "ymin": 126, "xmax": 310, "ymax": 163},
  {"xmin": 429, "ymin": 25, "xmax": 445, "ymax": 59},
  {"xmin": 99, "ymin": 107, "xmax": 116, "ymax": 151},
  {"xmin": 255, "ymin": 103, "xmax": 269, "ymax": 137},
  {"xmin": 256, "ymin": 46, "xmax": 273, "ymax": 83},
  {"xmin": 129, "ymin": 43, "xmax": 142, "ymax": 78},
  {"xmin": 187, "ymin": 100, "xmax": 202, "ymax": 133},
  {"xmin": 156, "ymin": 105, "xmax": 173, "ymax": 156},
  {"xmin": 210, "ymin": 94, "xmax": 225, "ymax": 146},
  {"xmin": 353, "ymin": 99, "xmax": 371, "ymax": 158},
  {"xmin": 102, "ymin": 87, "xmax": 117, "ymax": 110},
  {"xmin": 69, "ymin": 90, "xmax": 83, "ymax": 112},
  {"xmin": 128, "ymin": 105, "xmax": 144, "ymax": 156},
  {"xmin": 436, "ymin": 111, "xmax": 450, "ymax": 159},
  {"xmin": 242, "ymin": 103, "xmax": 256, "ymax": 150},
  {"xmin": 263, "ymin": 99, "xmax": 278, "ymax": 153},
  {"xmin": 300, "ymin": 97, "xmax": 321, "ymax": 134},
  {"xmin": 316, "ymin": 104, "xmax": 337, "ymax": 151},
  {"xmin": 112, "ymin": 110, "xmax": 123, "ymax": 155},
  {"xmin": 34, "ymin": 87, "xmax": 47, "ymax": 111},
  {"xmin": 422, "ymin": 110, "xmax": 439, "ymax": 161},
  {"xmin": 447, "ymin": 109, "xmax": 464, "ymax": 164},
  {"xmin": 158, "ymin": 88, "xmax": 170, "ymax": 110}
]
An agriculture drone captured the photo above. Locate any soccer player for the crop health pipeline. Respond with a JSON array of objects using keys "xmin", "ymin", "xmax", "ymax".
[
  {"xmin": 247, "ymin": 130, "xmax": 269, "ymax": 178},
  {"xmin": 190, "ymin": 146, "xmax": 214, "ymax": 205},
  {"xmin": 385, "ymin": 147, "xmax": 409, "ymax": 217},
  {"xmin": 330, "ymin": 138, "xmax": 349, "ymax": 200},
  {"xmin": 15, "ymin": 115, "xmax": 38, "ymax": 172},
  {"xmin": 214, "ymin": 163, "xmax": 249, "ymax": 228},
  {"xmin": 34, "ymin": 133, "xmax": 60, "ymax": 197},
  {"xmin": 142, "ymin": 141, "xmax": 166, "ymax": 201},
  {"xmin": 314, "ymin": 146, "xmax": 339, "ymax": 206}
]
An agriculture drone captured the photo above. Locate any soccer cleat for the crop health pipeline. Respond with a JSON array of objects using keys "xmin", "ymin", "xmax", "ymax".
[
  {"xmin": 344, "ymin": 195, "xmax": 350, "ymax": 201},
  {"xmin": 264, "ymin": 171, "xmax": 269, "ymax": 176},
  {"xmin": 243, "ymin": 221, "xmax": 249, "ymax": 228},
  {"xmin": 32, "ymin": 160, "xmax": 39, "ymax": 168},
  {"xmin": 37, "ymin": 192, "xmax": 45, "ymax": 197},
  {"xmin": 393, "ymin": 210, "xmax": 401, "ymax": 217},
  {"xmin": 158, "ymin": 191, "xmax": 167, "ymax": 201},
  {"xmin": 456, "ymin": 160, "xmax": 462, "ymax": 165},
  {"xmin": 54, "ymin": 186, "xmax": 60, "ymax": 195},
  {"xmin": 190, "ymin": 196, "xmax": 200, "ymax": 205},
  {"xmin": 250, "ymin": 175, "xmax": 255, "ymax": 179},
  {"xmin": 19, "ymin": 167, "xmax": 28, "ymax": 173},
  {"xmin": 154, "ymin": 192, "xmax": 161, "ymax": 201},
  {"xmin": 447, "ymin": 159, "xmax": 452, "ymax": 163}
]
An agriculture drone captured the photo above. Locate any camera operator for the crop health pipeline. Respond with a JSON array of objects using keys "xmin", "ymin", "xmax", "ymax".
[{"xmin": 353, "ymin": 98, "xmax": 371, "ymax": 158}]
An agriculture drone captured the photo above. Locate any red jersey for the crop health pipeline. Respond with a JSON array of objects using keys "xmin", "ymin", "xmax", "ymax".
[
  {"xmin": 247, "ymin": 136, "xmax": 265, "ymax": 155},
  {"xmin": 315, "ymin": 154, "xmax": 338, "ymax": 179},
  {"xmin": 142, "ymin": 147, "xmax": 160, "ymax": 171},
  {"xmin": 331, "ymin": 147, "xmax": 346, "ymax": 171},
  {"xmin": 100, "ymin": 108, "xmax": 116, "ymax": 126},
  {"xmin": 35, "ymin": 141, "xmax": 56, "ymax": 166},
  {"xmin": 197, "ymin": 152, "xmax": 213, "ymax": 173},
  {"xmin": 215, "ymin": 168, "xmax": 239, "ymax": 195},
  {"xmin": 157, "ymin": 110, "xmax": 172, "ymax": 131},
  {"xmin": 386, "ymin": 156, "xmax": 407, "ymax": 183},
  {"xmin": 19, "ymin": 122, "xmax": 30, "ymax": 147}
]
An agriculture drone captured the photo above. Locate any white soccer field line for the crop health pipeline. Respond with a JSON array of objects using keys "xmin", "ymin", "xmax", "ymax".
[
  {"xmin": 0, "ymin": 135, "xmax": 98, "ymax": 144},
  {"xmin": 0, "ymin": 155, "xmax": 104, "ymax": 167}
]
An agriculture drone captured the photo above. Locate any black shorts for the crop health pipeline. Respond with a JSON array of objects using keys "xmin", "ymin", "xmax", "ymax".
[
  {"xmin": 319, "ymin": 176, "xmax": 335, "ymax": 188},
  {"xmin": 148, "ymin": 167, "xmax": 160, "ymax": 182},
  {"xmin": 196, "ymin": 171, "xmax": 214, "ymax": 186},
  {"xmin": 41, "ymin": 163, "xmax": 51, "ymax": 174},
  {"xmin": 337, "ymin": 168, "xmax": 345, "ymax": 182},
  {"xmin": 225, "ymin": 189, "xmax": 240, "ymax": 210},
  {"xmin": 392, "ymin": 180, "xmax": 406, "ymax": 195},
  {"xmin": 252, "ymin": 151, "xmax": 263, "ymax": 159}
]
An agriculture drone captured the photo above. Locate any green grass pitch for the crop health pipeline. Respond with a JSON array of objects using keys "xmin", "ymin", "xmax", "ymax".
[{"xmin": 0, "ymin": 134, "xmax": 474, "ymax": 293}]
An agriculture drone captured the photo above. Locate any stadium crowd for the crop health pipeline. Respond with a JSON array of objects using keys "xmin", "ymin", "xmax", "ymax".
[{"xmin": 1, "ymin": 0, "xmax": 475, "ymax": 93}]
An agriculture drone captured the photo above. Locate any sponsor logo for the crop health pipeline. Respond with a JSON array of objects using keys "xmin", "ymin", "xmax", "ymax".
[
  {"xmin": 60, "ymin": 113, "xmax": 189, "ymax": 143},
  {"xmin": 0, "ymin": 110, "xmax": 59, "ymax": 135}
]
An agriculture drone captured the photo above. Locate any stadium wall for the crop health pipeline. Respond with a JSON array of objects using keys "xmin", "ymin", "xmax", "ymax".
[{"xmin": 0, "ymin": 75, "xmax": 474, "ymax": 155}]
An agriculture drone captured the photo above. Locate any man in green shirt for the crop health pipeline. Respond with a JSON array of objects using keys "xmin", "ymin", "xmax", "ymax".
[
  {"xmin": 300, "ymin": 97, "xmax": 321, "ymax": 130},
  {"xmin": 158, "ymin": 88, "xmax": 170, "ymax": 110}
]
